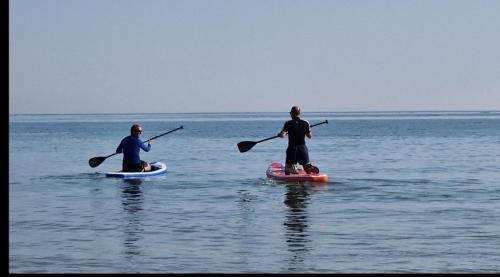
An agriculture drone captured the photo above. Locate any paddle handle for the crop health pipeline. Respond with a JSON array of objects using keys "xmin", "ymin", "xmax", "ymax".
[{"xmin": 310, "ymin": 120, "xmax": 328, "ymax": 127}]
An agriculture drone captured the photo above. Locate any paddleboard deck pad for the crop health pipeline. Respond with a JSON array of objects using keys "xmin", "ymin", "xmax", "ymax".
[
  {"xmin": 266, "ymin": 162, "xmax": 328, "ymax": 183},
  {"xmin": 105, "ymin": 161, "xmax": 167, "ymax": 179}
]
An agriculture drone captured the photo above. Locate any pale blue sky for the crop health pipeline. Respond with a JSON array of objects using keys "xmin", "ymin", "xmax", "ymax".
[{"xmin": 9, "ymin": 0, "xmax": 500, "ymax": 114}]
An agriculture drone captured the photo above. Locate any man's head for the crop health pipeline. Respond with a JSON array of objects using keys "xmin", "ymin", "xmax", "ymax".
[
  {"xmin": 290, "ymin": 106, "xmax": 301, "ymax": 118},
  {"xmin": 130, "ymin": 124, "xmax": 143, "ymax": 137}
]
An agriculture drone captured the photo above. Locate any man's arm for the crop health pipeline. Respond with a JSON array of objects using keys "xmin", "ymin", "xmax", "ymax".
[
  {"xmin": 278, "ymin": 122, "xmax": 288, "ymax": 138},
  {"xmin": 139, "ymin": 140, "xmax": 151, "ymax": 152},
  {"xmin": 306, "ymin": 122, "xmax": 312, "ymax": 139},
  {"xmin": 116, "ymin": 140, "xmax": 123, "ymax": 153}
]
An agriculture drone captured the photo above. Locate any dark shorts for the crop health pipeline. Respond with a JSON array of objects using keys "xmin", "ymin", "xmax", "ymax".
[
  {"xmin": 122, "ymin": 161, "xmax": 147, "ymax": 172},
  {"xmin": 286, "ymin": 144, "xmax": 310, "ymax": 165}
]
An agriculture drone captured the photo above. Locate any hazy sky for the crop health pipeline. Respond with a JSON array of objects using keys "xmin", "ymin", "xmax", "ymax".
[{"xmin": 9, "ymin": 0, "xmax": 500, "ymax": 114}]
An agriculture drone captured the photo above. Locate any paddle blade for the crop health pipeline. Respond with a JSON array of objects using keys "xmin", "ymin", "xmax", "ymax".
[
  {"xmin": 237, "ymin": 141, "xmax": 257, "ymax": 153},
  {"xmin": 88, "ymin": 156, "xmax": 106, "ymax": 168}
]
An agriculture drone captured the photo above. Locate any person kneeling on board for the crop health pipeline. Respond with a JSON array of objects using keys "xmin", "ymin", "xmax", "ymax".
[
  {"xmin": 116, "ymin": 124, "xmax": 153, "ymax": 172},
  {"xmin": 278, "ymin": 106, "xmax": 320, "ymax": 175}
]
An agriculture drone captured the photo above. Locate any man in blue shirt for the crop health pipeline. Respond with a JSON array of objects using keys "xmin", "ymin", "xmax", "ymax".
[
  {"xmin": 278, "ymin": 106, "xmax": 319, "ymax": 175},
  {"xmin": 116, "ymin": 124, "xmax": 152, "ymax": 172}
]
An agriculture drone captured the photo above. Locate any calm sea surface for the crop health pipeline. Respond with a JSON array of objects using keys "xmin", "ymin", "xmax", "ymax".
[{"xmin": 9, "ymin": 111, "xmax": 500, "ymax": 273}]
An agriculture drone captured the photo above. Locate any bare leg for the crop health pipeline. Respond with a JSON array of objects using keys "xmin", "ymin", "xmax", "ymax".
[{"xmin": 143, "ymin": 162, "xmax": 152, "ymax": 172}]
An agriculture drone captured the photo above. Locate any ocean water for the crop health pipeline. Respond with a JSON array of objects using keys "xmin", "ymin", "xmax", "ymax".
[{"xmin": 8, "ymin": 111, "xmax": 500, "ymax": 273}]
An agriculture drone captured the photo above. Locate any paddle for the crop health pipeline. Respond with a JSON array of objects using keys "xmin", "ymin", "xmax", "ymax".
[
  {"xmin": 237, "ymin": 120, "xmax": 328, "ymax": 153},
  {"xmin": 88, "ymin": 125, "xmax": 184, "ymax": 168}
]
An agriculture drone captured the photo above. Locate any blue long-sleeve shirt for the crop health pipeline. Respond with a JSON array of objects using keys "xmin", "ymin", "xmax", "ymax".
[{"xmin": 116, "ymin": 135, "xmax": 151, "ymax": 165}]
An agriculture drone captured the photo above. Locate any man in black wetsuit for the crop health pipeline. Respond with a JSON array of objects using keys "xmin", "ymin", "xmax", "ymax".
[{"xmin": 278, "ymin": 106, "xmax": 319, "ymax": 175}]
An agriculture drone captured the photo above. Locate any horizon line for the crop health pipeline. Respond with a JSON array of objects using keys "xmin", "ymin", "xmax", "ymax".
[{"xmin": 8, "ymin": 109, "xmax": 500, "ymax": 116}]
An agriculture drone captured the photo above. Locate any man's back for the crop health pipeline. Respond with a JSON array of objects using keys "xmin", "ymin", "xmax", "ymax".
[
  {"xmin": 117, "ymin": 135, "xmax": 150, "ymax": 164},
  {"xmin": 282, "ymin": 118, "xmax": 311, "ymax": 146}
]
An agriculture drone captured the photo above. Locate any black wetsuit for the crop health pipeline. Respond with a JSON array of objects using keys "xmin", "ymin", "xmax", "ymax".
[{"xmin": 281, "ymin": 117, "xmax": 311, "ymax": 165}]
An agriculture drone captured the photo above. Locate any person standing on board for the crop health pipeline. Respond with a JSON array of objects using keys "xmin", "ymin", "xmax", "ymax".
[
  {"xmin": 278, "ymin": 106, "xmax": 319, "ymax": 175},
  {"xmin": 116, "ymin": 124, "xmax": 153, "ymax": 172}
]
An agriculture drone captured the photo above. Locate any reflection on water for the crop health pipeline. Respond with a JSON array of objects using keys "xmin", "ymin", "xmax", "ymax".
[
  {"xmin": 235, "ymin": 189, "xmax": 255, "ymax": 271},
  {"xmin": 283, "ymin": 184, "xmax": 312, "ymax": 271},
  {"xmin": 121, "ymin": 180, "xmax": 145, "ymax": 258}
]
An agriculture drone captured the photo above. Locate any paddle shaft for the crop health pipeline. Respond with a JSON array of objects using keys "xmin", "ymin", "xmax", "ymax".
[
  {"xmin": 237, "ymin": 119, "xmax": 329, "ymax": 153},
  {"xmin": 256, "ymin": 135, "xmax": 279, "ymax": 143},
  {"xmin": 105, "ymin": 152, "xmax": 120, "ymax": 159},
  {"xmin": 257, "ymin": 120, "xmax": 328, "ymax": 143},
  {"xmin": 144, "ymin": 125, "xmax": 183, "ymax": 143},
  {"xmin": 89, "ymin": 125, "xmax": 183, "ymax": 167}
]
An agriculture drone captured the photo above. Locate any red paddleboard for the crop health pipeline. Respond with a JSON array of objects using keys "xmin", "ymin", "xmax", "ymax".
[{"xmin": 266, "ymin": 162, "xmax": 328, "ymax": 183}]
